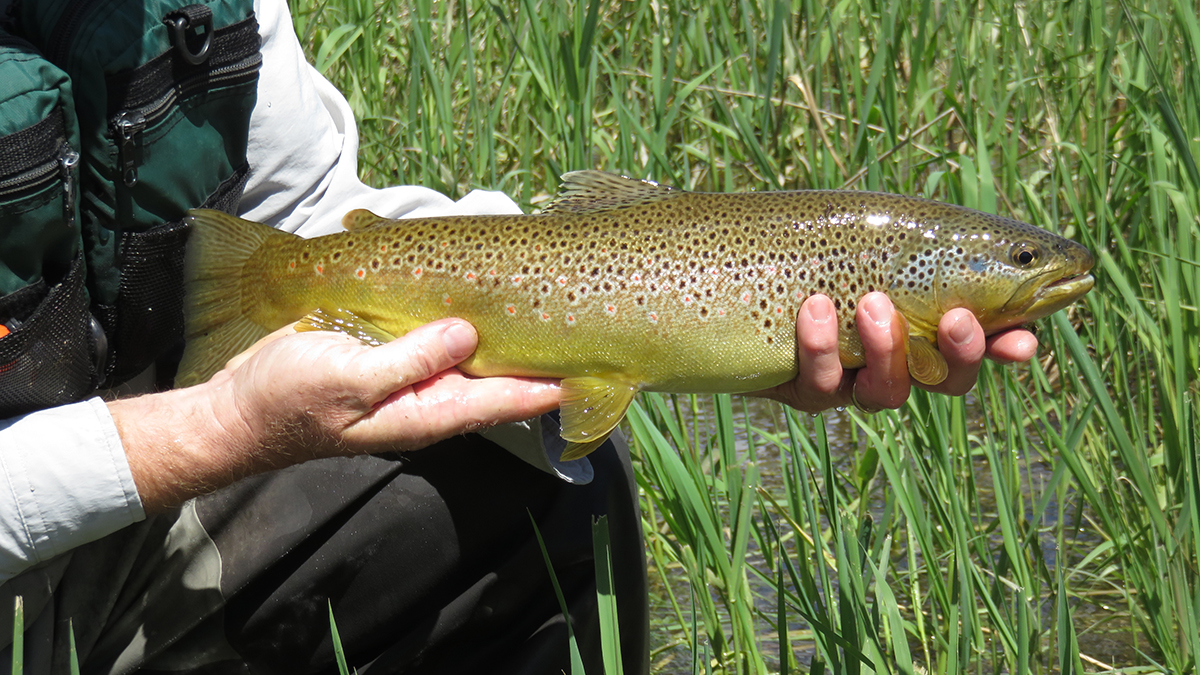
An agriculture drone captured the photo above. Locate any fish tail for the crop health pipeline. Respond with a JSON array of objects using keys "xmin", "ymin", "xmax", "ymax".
[{"xmin": 175, "ymin": 209, "xmax": 293, "ymax": 387}]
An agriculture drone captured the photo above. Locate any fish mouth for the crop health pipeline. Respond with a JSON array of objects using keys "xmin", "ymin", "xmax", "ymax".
[
  {"xmin": 1004, "ymin": 266, "xmax": 1095, "ymax": 320},
  {"xmin": 1042, "ymin": 271, "xmax": 1094, "ymax": 293}
]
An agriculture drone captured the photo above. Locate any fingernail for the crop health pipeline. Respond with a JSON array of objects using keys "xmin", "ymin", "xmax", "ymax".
[
  {"xmin": 808, "ymin": 297, "xmax": 832, "ymax": 324},
  {"xmin": 442, "ymin": 322, "xmax": 476, "ymax": 359},
  {"xmin": 863, "ymin": 295, "xmax": 891, "ymax": 327},
  {"xmin": 949, "ymin": 314, "xmax": 974, "ymax": 346}
]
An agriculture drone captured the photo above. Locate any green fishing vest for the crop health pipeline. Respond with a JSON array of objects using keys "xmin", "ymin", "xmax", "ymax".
[{"xmin": 0, "ymin": 0, "xmax": 260, "ymax": 417}]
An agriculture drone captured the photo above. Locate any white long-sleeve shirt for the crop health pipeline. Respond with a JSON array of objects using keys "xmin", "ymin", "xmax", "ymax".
[{"xmin": 0, "ymin": 0, "xmax": 586, "ymax": 586}]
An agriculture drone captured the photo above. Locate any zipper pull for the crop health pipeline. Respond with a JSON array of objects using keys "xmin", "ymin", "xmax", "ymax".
[
  {"xmin": 114, "ymin": 111, "xmax": 147, "ymax": 187},
  {"xmin": 59, "ymin": 143, "xmax": 80, "ymax": 229}
]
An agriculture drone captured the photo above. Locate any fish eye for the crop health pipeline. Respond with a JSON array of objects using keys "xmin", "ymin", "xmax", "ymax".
[{"xmin": 1011, "ymin": 242, "xmax": 1041, "ymax": 267}]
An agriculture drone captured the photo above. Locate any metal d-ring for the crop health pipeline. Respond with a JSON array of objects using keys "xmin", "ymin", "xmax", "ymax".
[{"xmin": 164, "ymin": 7, "xmax": 213, "ymax": 66}]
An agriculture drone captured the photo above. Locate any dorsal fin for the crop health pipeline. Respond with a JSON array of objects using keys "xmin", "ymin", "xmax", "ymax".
[
  {"xmin": 542, "ymin": 170, "xmax": 686, "ymax": 215},
  {"xmin": 342, "ymin": 208, "xmax": 391, "ymax": 231}
]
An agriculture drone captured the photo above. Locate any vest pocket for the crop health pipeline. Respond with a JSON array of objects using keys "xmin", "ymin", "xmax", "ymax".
[{"xmin": 0, "ymin": 253, "xmax": 99, "ymax": 417}]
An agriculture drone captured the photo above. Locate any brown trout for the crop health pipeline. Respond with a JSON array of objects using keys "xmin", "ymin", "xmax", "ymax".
[{"xmin": 178, "ymin": 171, "xmax": 1094, "ymax": 459}]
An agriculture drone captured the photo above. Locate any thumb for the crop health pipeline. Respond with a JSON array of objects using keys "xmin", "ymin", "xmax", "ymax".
[{"xmin": 354, "ymin": 319, "xmax": 479, "ymax": 405}]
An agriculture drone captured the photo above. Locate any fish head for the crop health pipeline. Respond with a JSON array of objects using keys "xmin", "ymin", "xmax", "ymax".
[{"xmin": 886, "ymin": 205, "xmax": 1095, "ymax": 337}]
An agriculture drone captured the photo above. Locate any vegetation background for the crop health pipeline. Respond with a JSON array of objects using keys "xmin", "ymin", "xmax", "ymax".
[{"xmin": 289, "ymin": 0, "xmax": 1199, "ymax": 672}]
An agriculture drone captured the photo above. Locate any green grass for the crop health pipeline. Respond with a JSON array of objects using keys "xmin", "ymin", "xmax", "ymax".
[{"xmin": 291, "ymin": 0, "xmax": 1199, "ymax": 672}]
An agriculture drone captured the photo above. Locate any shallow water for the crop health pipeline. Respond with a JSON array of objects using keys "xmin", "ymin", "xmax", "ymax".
[{"xmin": 636, "ymin": 393, "xmax": 1145, "ymax": 673}]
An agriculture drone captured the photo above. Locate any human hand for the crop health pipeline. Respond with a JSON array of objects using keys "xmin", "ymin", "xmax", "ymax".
[
  {"xmin": 112, "ymin": 319, "xmax": 559, "ymax": 512},
  {"xmin": 212, "ymin": 318, "xmax": 560, "ymax": 460},
  {"xmin": 754, "ymin": 292, "xmax": 1038, "ymax": 413}
]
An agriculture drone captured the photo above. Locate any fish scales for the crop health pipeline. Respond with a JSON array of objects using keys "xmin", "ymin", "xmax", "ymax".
[
  {"xmin": 247, "ymin": 192, "xmax": 895, "ymax": 392},
  {"xmin": 180, "ymin": 171, "xmax": 1094, "ymax": 459}
]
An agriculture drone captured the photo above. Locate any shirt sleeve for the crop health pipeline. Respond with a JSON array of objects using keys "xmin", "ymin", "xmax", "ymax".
[
  {"xmin": 0, "ymin": 398, "xmax": 144, "ymax": 583},
  {"xmin": 241, "ymin": 0, "xmax": 523, "ymax": 238}
]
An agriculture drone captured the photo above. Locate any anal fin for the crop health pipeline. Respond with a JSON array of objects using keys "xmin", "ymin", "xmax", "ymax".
[
  {"xmin": 295, "ymin": 308, "xmax": 397, "ymax": 346},
  {"xmin": 561, "ymin": 433, "xmax": 615, "ymax": 462},
  {"xmin": 558, "ymin": 376, "xmax": 639, "ymax": 459}
]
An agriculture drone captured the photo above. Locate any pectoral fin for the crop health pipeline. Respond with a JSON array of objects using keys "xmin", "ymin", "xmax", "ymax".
[
  {"xmin": 558, "ymin": 376, "xmax": 638, "ymax": 459},
  {"xmin": 296, "ymin": 308, "xmax": 397, "ymax": 346},
  {"xmin": 907, "ymin": 335, "xmax": 949, "ymax": 386}
]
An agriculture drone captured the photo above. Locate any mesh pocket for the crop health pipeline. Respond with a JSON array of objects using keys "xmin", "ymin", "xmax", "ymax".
[
  {"xmin": 99, "ymin": 162, "xmax": 249, "ymax": 386},
  {"xmin": 0, "ymin": 254, "xmax": 97, "ymax": 417}
]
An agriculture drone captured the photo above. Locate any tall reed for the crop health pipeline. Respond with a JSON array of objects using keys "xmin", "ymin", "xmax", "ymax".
[{"xmin": 294, "ymin": 0, "xmax": 1200, "ymax": 671}]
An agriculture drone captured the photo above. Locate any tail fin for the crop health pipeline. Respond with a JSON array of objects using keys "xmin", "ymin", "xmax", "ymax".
[{"xmin": 175, "ymin": 209, "xmax": 293, "ymax": 387}]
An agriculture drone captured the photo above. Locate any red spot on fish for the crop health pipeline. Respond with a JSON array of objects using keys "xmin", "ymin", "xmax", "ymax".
[
  {"xmin": 631, "ymin": 273, "xmax": 641, "ymax": 282},
  {"xmin": 535, "ymin": 244, "xmax": 542, "ymax": 252},
  {"xmin": 541, "ymin": 312, "xmax": 551, "ymax": 321},
  {"xmin": 710, "ymin": 270, "xmax": 718, "ymax": 276},
  {"xmin": 683, "ymin": 296, "xmax": 693, "ymax": 305},
  {"xmin": 768, "ymin": 266, "xmax": 776, "ymax": 274},
  {"xmin": 316, "ymin": 265, "xmax": 324, "ymax": 275},
  {"xmin": 557, "ymin": 276, "xmax": 568, "ymax": 286},
  {"xmin": 441, "ymin": 241, "xmax": 449, "ymax": 248},
  {"xmin": 648, "ymin": 312, "xmax": 658, "ymax": 323},
  {"xmin": 601, "ymin": 248, "xmax": 608, "ymax": 253},
  {"xmin": 444, "ymin": 295, "xmax": 452, "ymax": 305},
  {"xmin": 512, "ymin": 275, "xmax": 522, "ymax": 284},
  {"xmin": 776, "ymin": 307, "xmax": 784, "ymax": 314},
  {"xmin": 413, "ymin": 267, "xmax": 423, "ymax": 278},
  {"xmin": 506, "ymin": 305, "xmax": 516, "ymax": 314},
  {"xmin": 741, "ymin": 293, "xmax": 751, "ymax": 303},
  {"xmin": 380, "ymin": 245, "xmax": 387, "ymax": 253},
  {"xmin": 605, "ymin": 304, "xmax": 616, "ymax": 314},
  {"xmin": 566, "ymin": 314, "xmax": 576, "ymax": 325},
  {"xmin": 795, "ymin": 291, "xmax": 804, "ymax": 299},
  {"xmin": 289, "ymin": 261, "xmax": 296, "ymax": 270},
  {"xmin": 356, "ymin": 268, "xmax": 366, "ymax": 279},
  {"xmin": 466, "ymin": 272, "xmax": 476, "ymax": 280},
  {"xmin": 718, "ymin": 308, "xmax": 727, "ymax": 316},
  {"xmin": 489, "ymin": 269, "xmax": 497, "ymax": 276}
]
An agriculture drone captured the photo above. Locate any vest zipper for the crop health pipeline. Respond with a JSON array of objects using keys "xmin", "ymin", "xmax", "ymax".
[
  {"xmin": 59, "ymin": 143, "xmax": 80, "ymax": 228},
  {"xmin": 45, "ymin": 0, "xmax": 103, "ymax": 66},
  {"xmin": 113, "ymin": 110, "xmax": 147, "ymax": 187},
  {"xmin": 0, "ymin": 142, "xmax": 79, "ymax": 228},
  {"xmin": 108, "ymin": 27, "xmax": 262, "ymax": 188}
]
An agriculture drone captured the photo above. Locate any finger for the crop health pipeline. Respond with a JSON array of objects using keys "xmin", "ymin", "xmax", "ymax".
[
  {"xmin": 920, "ymin": 309, "xmax": 986, "ymax": 396},
  {"xmin": 347, "ymin": 370, "xmax": 561, "ymax": 451},
  {"xmin": 795, "ymin": 295, "xmax": 843, "ymax": 397},
  {"xmin": 850, "ymin": 293, "xmax": 910, "ymax": 410},
  {"xmin": 352, "ymin": 319, "xmax": 480, "ymax": 406},
  {"xmin": 224, "ymin": 322, "xmax": 300, "ymax": 372},
  {"xmin": 750, "ymin": 295, "xmax": 844, "ymax": 413},
  {"xmin": 986, "ymin": 329, "xmax": 1038, "ymax": 363}
]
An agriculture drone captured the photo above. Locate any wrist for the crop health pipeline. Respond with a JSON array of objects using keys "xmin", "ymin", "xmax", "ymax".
[{"xmin": 108, "ymin": 377, "xmax": 261, "ymax": 512}]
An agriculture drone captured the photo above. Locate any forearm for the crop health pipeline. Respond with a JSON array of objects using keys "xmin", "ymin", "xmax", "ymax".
[{"xmin": 107, "ymin": 379, "xmax": 282, "ymax": 514}]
